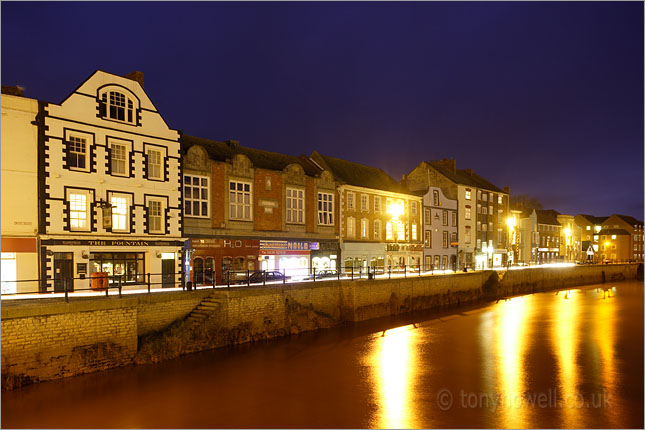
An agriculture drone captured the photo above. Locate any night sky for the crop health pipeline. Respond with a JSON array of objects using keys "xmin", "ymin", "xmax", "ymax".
[{"xmin": 2, "ymin": 2, "xmax": 643, "ymax": 219}]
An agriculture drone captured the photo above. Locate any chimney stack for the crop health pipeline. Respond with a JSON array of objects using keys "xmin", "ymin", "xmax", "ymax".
[
  {"xmin": 226, "ymin": 140, "xmax": 240, "ymax": 150},
  {"xmin": 124, "ymin": 71, "xmax": 144, "ymax": 89},
  {"xmin": 431, "ymin": 157, "xmax": 457, "ymax": 174},
  {"xmin": 1, "ymin": 85, "xmax": 24, "ymax": 97},
  {"xmin": 504, "ymin": 186, "xmax": 510, "ymax": 195},
  {"xmin": 464, "ymin": 168, "xmax": 473, "ymax": 176}
]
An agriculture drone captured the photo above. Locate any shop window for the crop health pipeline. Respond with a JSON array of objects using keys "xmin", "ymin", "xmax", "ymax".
[
  {"xmin": 193, "ymin": 257, "xmax": 214, "ymax": 285},
  {"xmin": 146, "ymin": 147, "xmax": 163, "ymax": 180},
  {"xmin": 91, "ymin": 252, "xmax": 144, "ymax": 284},
  {"xmin": 147, "ymin": 198, "xmax": 164, "ymax": 234},
  {"xmin": 286, "ymin": 188, "xmax": 304, "ymax": 224},
  {"xmin": 318, "ymin": 192, "xmax": 334, "ymax": 225},
  {"xmin": 1, "ymin": 253, "xmax": 17, "ymax": 294},
  {"xmin": 67, "ymin": 135, "xmax": 88, "ymax": 170},
  {"xmin": 110, "ymin": 193, "xmax": 130, "ymax": 232},
  {"xmin": 184, "ymin": 174, "xmax": 209, "ymax": 218},
  {"xmin": 229, "ymin": 181, "xmax": 252, "ymax": 221},
  {"xmin": 67, "ymin": 189, "xmax": 91, "ymax": 231},
  {"xmin": 109, "ymin": 140, "xmax": 129, "ymax": 176}
]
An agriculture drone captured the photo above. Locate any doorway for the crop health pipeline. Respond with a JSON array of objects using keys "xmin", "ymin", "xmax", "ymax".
[
  {"xmin": 54, "ymin": 252, "xmax": 74, "ymax": 292},
  {"xmin": 162, "ymin": 258, "xmax": 175, "ymax": 288}
]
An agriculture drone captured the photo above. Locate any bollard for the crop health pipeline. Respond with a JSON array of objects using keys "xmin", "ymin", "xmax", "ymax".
[
  {"xmin": 337, "ymin": 269, "xmax": 340, "ymax": 281},
  {"xmin": 313, "ymin": 267, "xmax": 316, "ymax": 282},
  {"xmin": 213, "ymin": 272, "xmax": 216, "ymax": 289},
  {"xmin": 283, "ymin": 268, "xmax": 286, "ymax": 284},
  {"xmin": 404, "ymin": 264, "xmax": 407, "ymax": 278},
  {"xmin": 118, "ymin": 276, "xmax": 122, "ymax": 298},
  {"xmin": 351, "ymin": 266, "xmax": 354, "ymax": 281},
  {"xmin": 147, "ymin": 273, "xmax": 151, "ymax": 293},
  {"xmin": 264, "ymin": 271, "xmax": 267, "ymax": 286},
  {"xmin": 247, "ymin": 269, "xmax": 250, "ymax": 287},
  {"xmin": 388, "ymin": 266, "xmax": 391, "ymax": 280},
  {"xmin": 64, "ymin": 278, "xmax": 69, "ymax": 303},
  {"xmin": 227, "ymin": 272, "xmax": 231, "ymax": 289},
  {"xmin": 419, "ymin": 264, "xmax": 421, "ymax": 277}
]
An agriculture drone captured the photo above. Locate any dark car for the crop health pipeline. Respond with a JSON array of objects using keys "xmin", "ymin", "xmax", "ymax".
[{"xmin": 248, "ymin": 270, "xmax": 290, "ymax": 284}]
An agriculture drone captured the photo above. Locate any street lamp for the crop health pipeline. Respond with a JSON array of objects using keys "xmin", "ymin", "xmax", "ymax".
[
  {"xmin": 507, "ymin": 216, "xmax": 516, "ymax": 267},
  {"xmin": 564, "ymin": 227, "xmax": 571, "ymax": 262}
]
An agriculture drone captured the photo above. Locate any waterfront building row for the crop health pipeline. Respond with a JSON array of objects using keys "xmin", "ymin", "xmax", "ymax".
[{"xmin": 2, "ymin": 70, "xmax": 641, "ymax": 293}]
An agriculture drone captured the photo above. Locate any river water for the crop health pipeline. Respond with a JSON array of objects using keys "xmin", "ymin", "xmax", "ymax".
[{"xmin": 2, "ymin": 281, "xmax": 643, "ymax": 429}]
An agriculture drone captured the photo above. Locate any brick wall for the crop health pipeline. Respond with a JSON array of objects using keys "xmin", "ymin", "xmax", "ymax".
[{"xmin": 253, "ymin": 169, "xmax": 283, "ymax": 231}]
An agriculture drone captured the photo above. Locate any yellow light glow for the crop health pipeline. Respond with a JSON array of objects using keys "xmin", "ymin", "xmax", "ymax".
[
  {"xmin": 594, "ymin": 225, "xmax": 601, "ymax": 232},
  {"xmin": 564, "ymin": 227, "xmax": 571, "ymax": 237},
  {"xmin": 611, "ymin": 235, "xmax": 616, "ymax": 240},
  {"xmin": 605, "ymin": 242, "xmax": 610, "ymax": 246},
  {"xmin": 368, "ymin": 324, "xmax": 419, "ymax": 429},
  {"xmin": 387, "ymin": 200, "xmax": 404, "ymax": 221},
  {"xmin": 507, "ymin": 217, "xmax": 516, "ymax": 229},
  {"xmin": 552, "ymin": 289, "xmax": 579, "ymax": 427}
]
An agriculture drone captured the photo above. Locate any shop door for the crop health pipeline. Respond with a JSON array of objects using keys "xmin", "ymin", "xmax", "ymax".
[
  {"xmin": 162, "ymin": 259, "xmax": 175, "ymax": 288},
  {"xmin": 54, "ymin": 253, "xmax": 73, "ymax": 292}
]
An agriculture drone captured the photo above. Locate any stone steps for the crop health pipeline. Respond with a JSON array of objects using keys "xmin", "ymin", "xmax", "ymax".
[{"xmin": 186, "ymin": 295, "xmax": 227, "ymax": 325}]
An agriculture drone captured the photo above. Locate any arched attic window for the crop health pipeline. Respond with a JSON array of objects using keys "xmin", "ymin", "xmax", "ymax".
[{"xmin": 98, "ymin": 87, "xmax": 137, "ymax": 124}]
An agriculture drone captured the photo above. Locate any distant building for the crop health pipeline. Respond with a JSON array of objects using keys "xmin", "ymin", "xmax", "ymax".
[
  {"xmin": 601, "ymin": 214, "xmax": 644, "ymax": 262},
  {"xmin": 518, "ymin": 209, "xmax": 562, "ymax": 264},
  {"xmin": 310, "ymin": 152, "xmax": 423, "ymax": 273},
  {"xmin": 406, "ymin": 158, "xmax": 509, "ymax": 270},
  {"xmin": 556, "ymin": 213, "xmax": 581, "ymax": 262},
  {"xmin": 596, "ymin": 229, "xmax": 631, "ymax": 262},
  {"xmin": 575, "ymin": 214, "xmax": 609, "ymax": 262}
]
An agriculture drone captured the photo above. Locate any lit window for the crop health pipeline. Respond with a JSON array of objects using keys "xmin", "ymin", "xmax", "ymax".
[
  {"xmin": 286, "ymin": 188, "xmax": 304, "ymax": 224},
  {"xmin": 465, "ymin": 206, "xmax": 471, "ymax": 220},
  {"xmin": 411, "ymin": 201, "xmax": 418, "ymax": 216},
  {"xmin": 100, "ymin": 90, "xmax": 135, "ymax": 123},
  {"xmin": 184, "ymin": 174, "xmax": 209, "ymax": 218},
  {"xmin": 318, "ymin": 193, "xmax": 334, "ymax": 225},
  {"xmin": 147, "ymin": 199, "xmax": 163, "ymax": 233},
  {"xmin": 361, "ymin": 194, "xmax": 368, "ymax": 212},
  {"xmin": 229, "ymin": 181, "xmax": 252, "ymax": 220},
  {"xmin": 465, "ymin": 189, "xmax": 471, "ymax": 200},
  {"xmin": 498, "ymin": 195, "xmax": 502, "ymax": 204},
  {"xmin": 110, "ymin": 142, "xmax": 128, "ymax": 176},
  {"xmin": 412, "ymin": 223, "xmax": 417, "ymax": 240},
  {"xmin": 482, "ymin": 192, "xmax": 488, "ymax": 202},
  {"xmin": 386, "ymin": 222, "xmax": 393, "ymax": 240},
  {"xmin": 425, "ymin": 208, "xmax": 431, "ymax": 225},
  {"xmin": 443, "ymin": 210, "xmax": 448, "ymax": 226},
  {"xmin": 111, "ymin": 195, "xmax": 129, "ymax": 232},
  {"xmin": 611, "ymin": 235, "xmax": 616, "ymax": 239},
  {"xmin": 452, "ymin": 212, "xmax": 457, "ymax": 226},
  {"xmin": 347, "ymin": 217, "xmax": 356, "ymax": 238},
  {"xmin": 69, "ymin": 192, "xmax": 89, "ymax": 231},
  {"xmin": 451, "ymin": 232, "xmax": 457, "ymax": 243},
  {"xmin": 374, "ymin": 219, "xmax": 381, "ymax": 240},
  {"xmin": 67, "ymin": 135, "xmax": 88, "ymax": 170},
  {"xmin": 482, "ymin": 206, "xmax": 488, "ymax": 215},
  {"xmin": 374, "ymin": 196, "xmax": 381, "ymax": 213},
  {"xmin": 147, "ymin": 148, "xmax": 163, "ymax": 180},
  {"xmin": 443, "ymin": 231, "xmax": 449, "ymax": 248},
  {"xmin": 361, "ymin": 218, "xmax": 369, "ymax": 238}
]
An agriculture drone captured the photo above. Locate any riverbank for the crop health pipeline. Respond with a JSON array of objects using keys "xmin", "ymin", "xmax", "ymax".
[{"xmin": 2, "ymin": 263, "xmax": 641, "ymax": 389}]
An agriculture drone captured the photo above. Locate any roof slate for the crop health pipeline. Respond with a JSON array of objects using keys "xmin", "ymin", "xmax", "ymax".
[
  {"xmin": 613, "ymin": 214, "xmax": 644, "ymax": 226},
  {"xmin": 314, "ymin": 152, "xmax": 413, "ymax": 195},
  {"xmin": 578, "ymin": 214, "xmax": 609, "ymax": 225},
  {"xmin": 180, "ymin": 134, "xmax": 319, "ymax": 176},
  {"xmin": 536, "ymin": 209, "xmax": 561, "ymax": 225},
  {"xmin": 428, "ymin": 162, "xmax": 505, "ymax": 193}
]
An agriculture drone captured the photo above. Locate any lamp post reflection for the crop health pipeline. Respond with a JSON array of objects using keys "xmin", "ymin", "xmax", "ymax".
[{"xmin": 368, "ymin": 324, "xmax": 420, "ymax": 429}]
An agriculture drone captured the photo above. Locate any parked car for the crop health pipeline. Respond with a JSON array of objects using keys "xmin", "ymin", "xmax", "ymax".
[
  {"xmin": 248, "ymin": 270, "xmax": 290, "ymax": 284},
  {"xmin": 304, "ymin": 269, "xmax": 338, "ymax": 280}
]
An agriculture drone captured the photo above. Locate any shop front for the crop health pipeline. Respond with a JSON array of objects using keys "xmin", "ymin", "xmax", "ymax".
[
  {"xmin": 259, "ymin": 240, "xmax": 318, "ymax": 279},
  {"xmin": 1, "ymin": 237, "xmax": 39, "ymax": 294},
  {"xmin": 342, "ymin": 242, "xmax": 386, "ymax": 273},
  {"xmin": 310, "ymin": 240, "xmax": 340, "ymax": 272},
  {"xmin": 385, "ymin": 243, "xmax": 423, "ymax": 271},
  {"xmin": 187, "ymin": 238, "xmax": 260, "ymax": 286},
  {"xmin": 40, "ymin": 238, "xmax": 184, "ymax": 292}
]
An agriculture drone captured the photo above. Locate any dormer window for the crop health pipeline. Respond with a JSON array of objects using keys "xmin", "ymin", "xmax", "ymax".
[{"xmin": 98, "ymin": 88, "xmax": 137, "ymax": 124}]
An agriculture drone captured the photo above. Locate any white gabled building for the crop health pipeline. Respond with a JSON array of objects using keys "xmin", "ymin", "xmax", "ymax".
[{"xmin": 38, "ymin": 70, "xmax": 183, "ymax": 292}]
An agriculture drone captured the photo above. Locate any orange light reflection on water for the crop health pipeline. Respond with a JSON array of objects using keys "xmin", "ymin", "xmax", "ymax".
[
  {"xmin": 495, "ymin": 296, "xmax": 530, "ymax": 429},
  {"xmin": 367, "ymin": 324, "xmax": 420, "ymax": 429}
]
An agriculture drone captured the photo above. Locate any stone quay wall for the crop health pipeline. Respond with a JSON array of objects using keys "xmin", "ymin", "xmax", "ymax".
[{"xmin": 2, "ymin": 263, "xmax": 640, "ymax": 388}]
